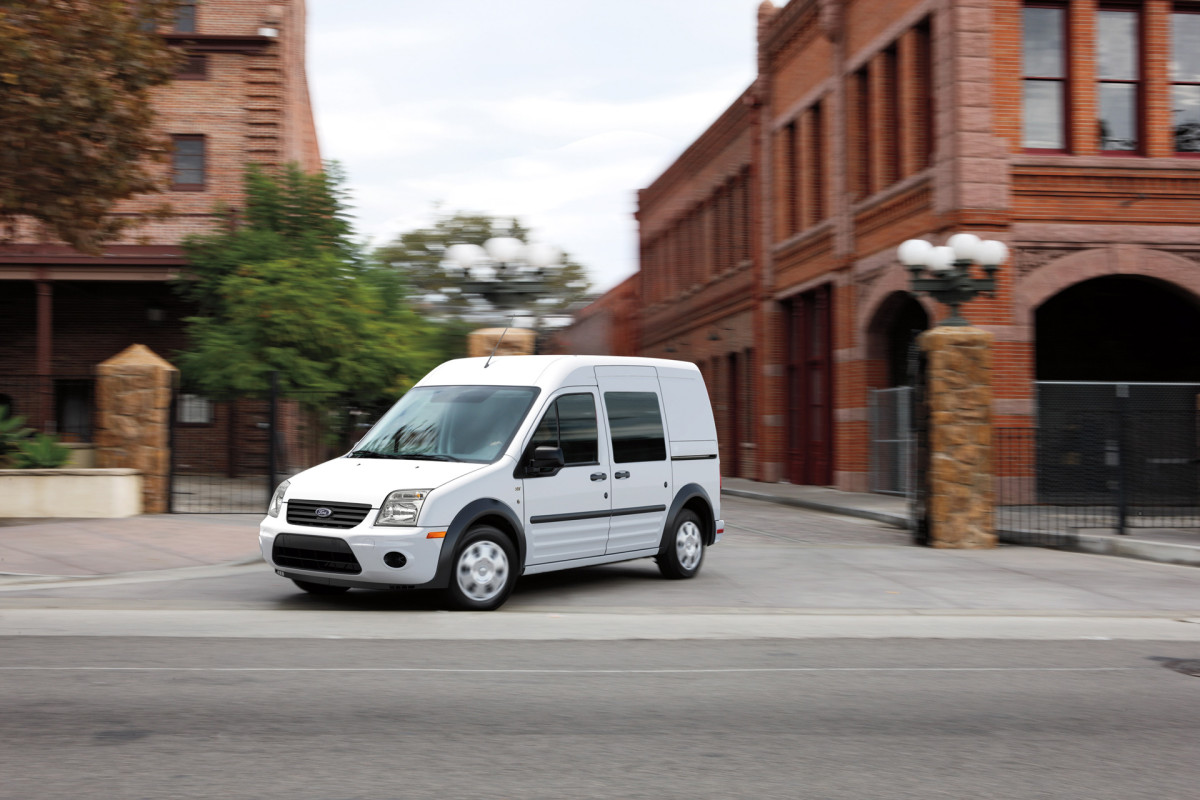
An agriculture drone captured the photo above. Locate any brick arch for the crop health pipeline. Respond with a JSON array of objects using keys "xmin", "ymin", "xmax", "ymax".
[
  {"xmin": 858, "ymin": 263, "xmax": 938, "ymax": 353},
  {"xmin": 1015, "ymin": 246, "xmax": 1200, "ymax": 326}
]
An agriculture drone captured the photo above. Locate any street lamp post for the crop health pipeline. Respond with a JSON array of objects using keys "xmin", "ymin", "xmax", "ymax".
[
  {"xmin": 897, "ymin": 233, "xmax": 1009, "ymax": 327},
  {"xmin": 443, "ymin": 236, "xmax": 562, "ymax": 320},
  {"xmin": 443, "ymin": 236, "xmax": 564, "ymax": 355}
]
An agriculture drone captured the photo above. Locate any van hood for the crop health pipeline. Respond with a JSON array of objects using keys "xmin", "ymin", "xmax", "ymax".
[{"xmin": 284, "ymin": 456, "xmax": 489, "ymax": 507}]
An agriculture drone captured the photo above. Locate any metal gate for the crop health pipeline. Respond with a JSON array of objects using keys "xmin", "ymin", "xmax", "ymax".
[
  {"xmin": 169, "ymin": 377, "xmax": 386, "ymax": 513},
  {"xmin": 869, "ymin": 386, "xmax": 912, "ymax": 496}
]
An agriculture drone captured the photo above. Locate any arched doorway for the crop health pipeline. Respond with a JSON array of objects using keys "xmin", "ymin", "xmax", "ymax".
[
  {"xmin": 1036, "ymin": 275, "xmax": 1200, "ymax": 381},
  {"xmin": 866, "ymin": 291, "xmax": 930, "ymax": 494},
  {"xmin": 1034, "ymin": 275, "xmax": 1200, "ymax": 504}
]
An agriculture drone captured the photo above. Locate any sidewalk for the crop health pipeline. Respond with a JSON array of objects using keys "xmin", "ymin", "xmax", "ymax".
[{"xmin": 0, "ymin": 480, "xmax": 1198, "ymax": 580}]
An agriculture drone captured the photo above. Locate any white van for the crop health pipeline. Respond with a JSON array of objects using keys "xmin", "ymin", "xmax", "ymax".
[{"xmin": 259, "ymin": 355, "xmax": 724, "ymax": 610}]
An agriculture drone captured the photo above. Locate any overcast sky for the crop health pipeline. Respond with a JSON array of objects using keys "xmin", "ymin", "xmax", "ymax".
[{"xmin": 305, "ymin": 0, "xmax": 767, "ymax": 293}]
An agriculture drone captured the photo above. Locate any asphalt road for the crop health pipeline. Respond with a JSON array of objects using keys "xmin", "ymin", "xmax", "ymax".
[
  {"xmin": 3, "ymin": 498, "xmax": 1200, "ymax": 798},
  {"xmin": 3, "ymin": 637, "xmax": 1200, "ymax": 800}
]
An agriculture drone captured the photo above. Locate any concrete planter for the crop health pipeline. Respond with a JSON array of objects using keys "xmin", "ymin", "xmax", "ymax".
[{"xmin": 0, "ymin": 468, "xmax": 142, "ymax": 518}]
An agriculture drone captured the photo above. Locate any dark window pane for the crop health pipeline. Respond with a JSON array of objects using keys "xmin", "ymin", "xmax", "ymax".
[
  {"xmin": 1098, "ymin": 10, "xmax": 1137, "ymax": 80},
  {"xmin": 1024, "ymin": 7, "xmax": 1065, "ymax": 78},
  {"xmin": 175, "ymin": 1, "xmax": 196, "ymax": 33},
  {"xmin": 557, "ymin": 393, "xmax": 598, "ymax": 464},
  {"xmin": 605, "ymin": 391, "xmax": 666, "ymax": 463},
  {"xmin": 530, "ymin": 403, "xmax": 558, "ymax": 451},
  {"xmin": 1173, "ymin": 13, "xmax": 1200, "ymax": 82},
  {"xmin": 1099, "ymin": 83, "xmax": 1137, "ymax": 150},
  {"xmin": 1024, "ymin": 80, "xmax": 1065, "ymax": 148}
]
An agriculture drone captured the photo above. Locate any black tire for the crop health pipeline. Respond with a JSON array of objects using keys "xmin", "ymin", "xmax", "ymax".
[
  {"xmin": 445, "ymin": 525, "xmax": 517, "ymax": 611},
  {"xmin": 292, "ymin": 578, "xmax": 351, "ymax": 595},
  {"xmin": 657, "ymin": 509, "xmax": 706, "ymax": 580}
]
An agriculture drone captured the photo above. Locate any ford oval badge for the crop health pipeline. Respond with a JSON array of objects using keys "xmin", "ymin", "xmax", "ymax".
[{"xmin": 314, "ymin": 507, "xmax": 333, "ymax": 518}]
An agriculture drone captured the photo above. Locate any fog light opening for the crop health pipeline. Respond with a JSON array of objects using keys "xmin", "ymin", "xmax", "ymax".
[{"xmin": 383, "ymin": 551, "xmax": 407, "ymax": 569}]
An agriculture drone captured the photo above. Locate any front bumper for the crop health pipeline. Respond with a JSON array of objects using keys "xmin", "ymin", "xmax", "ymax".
[{"xmin": 260, "ymin": 512, "xmax": 446, "ymax": 589}]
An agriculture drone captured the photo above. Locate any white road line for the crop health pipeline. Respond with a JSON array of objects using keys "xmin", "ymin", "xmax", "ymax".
[{"xmin": 0, "ymin": 666, "xmax": 1146, "ymax": 674}]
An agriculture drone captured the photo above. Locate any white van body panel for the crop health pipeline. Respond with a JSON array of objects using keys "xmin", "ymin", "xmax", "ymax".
[{"xmin": 260, "ymin": 355, "xmax": 723, "ymax": 599}]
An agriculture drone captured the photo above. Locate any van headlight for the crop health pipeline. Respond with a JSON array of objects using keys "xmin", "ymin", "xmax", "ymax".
[
  {"xmin": 267, "ymin": 479, "xmax": 290, "ymax": 518},
  {"xmin": 376, "ymin": 489, "xmax": 431, "ymax": 526}
]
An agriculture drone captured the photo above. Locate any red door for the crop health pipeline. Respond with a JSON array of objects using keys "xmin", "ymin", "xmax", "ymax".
[{"xmin": 786, "ymin": 285, "xmax": 833, "ymax": 485}]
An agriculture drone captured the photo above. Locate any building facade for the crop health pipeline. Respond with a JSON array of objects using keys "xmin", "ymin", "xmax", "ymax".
[
  {"xmin": 0, "ymin": 0, "xmax": 321, "ymax": 440},
  {"xmin": 575, "ymin": 0, "xmax": 1200, "ymax": 491}
]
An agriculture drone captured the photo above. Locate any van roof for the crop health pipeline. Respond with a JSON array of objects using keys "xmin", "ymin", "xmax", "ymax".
[{"xmin": 416, "ymin": 355, "xmax": 701, "ymax": 389}]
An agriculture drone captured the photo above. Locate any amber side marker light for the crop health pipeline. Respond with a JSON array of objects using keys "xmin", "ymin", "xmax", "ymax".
[{"xmin": 426, "ymin": 531, "xmax": 447, "ymax": 539}]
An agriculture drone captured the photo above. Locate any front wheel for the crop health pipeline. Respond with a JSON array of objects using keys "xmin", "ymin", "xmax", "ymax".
[
  {"xmin": 657, "ymin": 510, "xmax": 705, "ymax": 579},
  {"xmin": 445, "ymin": 525, "xmax": 517, "ymax": 611}
]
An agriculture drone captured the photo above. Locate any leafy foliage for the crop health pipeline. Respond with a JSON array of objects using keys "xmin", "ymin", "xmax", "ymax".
[
  {"xmin": 0, "ymin": 0, "xmax": 183, "ymax": 254},
  {"xmin": 174, "ymin": 165, "xmax": 444, "ymax": 405},
  {"xmin": 14, "ymin": 433, "xmax": 71, "ymax": 469},
  {"xmin": 373, "ymin": 210, "xmax": 592, "ymax": 319},
  {"xmin": 0, "ymin": 405, "xmax": 34, "ymax": 466}
]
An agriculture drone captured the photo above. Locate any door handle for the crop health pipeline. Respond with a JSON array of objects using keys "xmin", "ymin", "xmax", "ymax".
[
  {"xmin": 614, "ymin": 470, "xmax": 630, "ymax": 479},
  {"xmin": 591, "ymin": 472, "xmax": 607, "ymax": 481}
]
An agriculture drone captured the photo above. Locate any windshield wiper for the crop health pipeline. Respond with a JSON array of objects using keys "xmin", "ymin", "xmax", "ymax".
[
  {"xmin": 393, "ymin": 453, "xmax": 462, "ymax": 462},
  {"xmin": 347, "ymin": 450, "xmax": 404, "ymax": 459}
]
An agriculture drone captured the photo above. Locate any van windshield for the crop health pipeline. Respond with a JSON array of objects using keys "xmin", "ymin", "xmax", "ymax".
[{"xmin": 349, "ymin": 385, "xmax": 540, "ymax": 464}]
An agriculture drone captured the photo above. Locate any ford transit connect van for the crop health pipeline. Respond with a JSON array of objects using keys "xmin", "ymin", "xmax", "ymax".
[{"xmin": 259, "ymin": 355, "xmax": 724, "ymax": 610}]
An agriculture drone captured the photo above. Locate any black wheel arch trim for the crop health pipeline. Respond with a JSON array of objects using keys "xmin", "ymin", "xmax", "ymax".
[
  {"xmin": 428, "ymin": 497, "xmax": 526, "ymax": 589},
  {"xmin": 661, "ymin": 483, "xmax": 716, "ymax": 552}
]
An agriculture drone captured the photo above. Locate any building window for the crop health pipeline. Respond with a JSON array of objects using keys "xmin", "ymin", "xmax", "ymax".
[
  {"xmin": 176, "ymin": 54, "xmax": 207, "ymax": 80},
  {"xmin": 914, "ymin": 17, "xmax": 934, "ymax": 168},
  {"xmin": 1097, "ymin": 7, "xmax": 1140, "ymax": 152},
  {"xmin": 171, "ymin": 135, "xmax": 206, "ymax": 190},
  {"xmin": 784, "ymin": 121, "xmax": 799, "ymax": 236},
  {"xmin": 177, "ymin": 394, "xmax": 213, "ymax": 425},
  {"xmin": 1023, "ymin": 4, "xmax": 1068, "ymax": 151},
  {"xmin": 1172, "ymin": 7, "xmax": 1200, "ymax": 153},
  {"xmin": 806, "ymin": 100, "xmax": 825, "ymax": 225},
  {"xmin": 884, "ymin": 44, "xmax": 901, "ymax": 184},
  {"xmin": 851, "ymin": 67, "xmax": 870, "ymax": 198},
  {"xmin": 175, "ymin": 0, "xmax": 197, "ymax": 33}
]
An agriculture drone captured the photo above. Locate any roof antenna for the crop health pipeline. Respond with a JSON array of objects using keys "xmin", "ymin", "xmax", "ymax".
[{"xmin": 485, "ymin": 316, "xmax": 514, "ymax": 368}]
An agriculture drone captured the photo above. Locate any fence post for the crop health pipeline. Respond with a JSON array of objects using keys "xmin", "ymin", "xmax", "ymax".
[
  {"xmin": 267, "ymin": 371, "xmax": 278, "ymax": 505},
  {"xmin": 1116, "ymin": 383, "xmax": 1128, "ymax": 535}
]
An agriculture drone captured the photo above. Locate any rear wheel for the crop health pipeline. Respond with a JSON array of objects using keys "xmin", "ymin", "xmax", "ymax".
[
  {"xmin": 292, "ymin": 579, "xmax": 351, "ymax": 595},
  {"xmin": 446, "ymin": 525, "xmax": 517, "ymax": 611},
  {"xmin": 657, "ymin": 509, "xmax": 705, "ymax": 579}
]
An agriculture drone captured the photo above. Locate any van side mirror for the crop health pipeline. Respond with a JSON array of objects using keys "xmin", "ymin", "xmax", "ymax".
[{"xmin": 527, "ymin": 445, "xmax": 565, "ymax": 476}]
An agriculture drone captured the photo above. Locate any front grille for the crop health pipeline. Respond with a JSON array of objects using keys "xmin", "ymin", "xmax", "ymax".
[
  {"xmin": 273, "ymin": 533, "xmax": 362, "ymax": 574},
  {"xmin": 287, "ymin": 499, "xmax": 372, "ymax": 529}
]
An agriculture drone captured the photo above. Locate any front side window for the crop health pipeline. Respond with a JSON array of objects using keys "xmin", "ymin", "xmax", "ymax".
[
  {"xmin": 604, "ymin": 391, "xmax": 666, "ymax": 463},
  {"xmin": 1097, "ymin": 8, "xmax": 1140, "ymax": 152},
  {"xmin": 528, "ymin": 393, "xmax": 599, "ymax": 465},
  {"xmin": 353, "ymin": 385, "xmax": 539, "ymax": 464},
  {"xmin": 1023, "ymin": 4, "xmax": 1068, "ymax": 150},
  {"xmin": 1172, "ymin": 8, "xmax": 1200, "ymax": 153},
  {"xmin": 171, "ymin": 135, "xmax": 205, "ymax": 190}
]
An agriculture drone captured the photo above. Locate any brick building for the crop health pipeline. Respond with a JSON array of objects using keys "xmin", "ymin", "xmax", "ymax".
[
  {"xmin": 570, "ymin": 0, "xmax": 1200, "ymax": 492},
  {"xmin": 0, "ymin": 0, "xmax": 321, "ymax": 443}
]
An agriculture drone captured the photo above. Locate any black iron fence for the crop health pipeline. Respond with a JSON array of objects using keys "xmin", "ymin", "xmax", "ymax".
[
  {"xmin": 996, "ymin": 382, "xmax": 1200, "ymax": 542},
  {"xmin": 169, "ymin": 377, "xmax": 392, "ymax": 513}
]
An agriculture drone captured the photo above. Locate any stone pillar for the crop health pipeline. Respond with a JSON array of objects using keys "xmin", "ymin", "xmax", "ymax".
[
  {"xmin": 94, "ymin": 345, "xmax": 178, "ymax": 514},
  {"xmin": 921, "ymin": 326, "xmax": 995, "ymax": 548},
  {"xmin": 467, "ymin": 327, "xmax": 537, "ymax": 358}
]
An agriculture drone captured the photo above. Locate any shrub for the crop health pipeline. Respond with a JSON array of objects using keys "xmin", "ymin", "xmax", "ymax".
[
  {"xmin": 14, "ymin": 433, "xmax": 72, "ymax": 469},
  {"xmin": 0, "ymin": 406, "xmax": 33, "ymax": 466}
]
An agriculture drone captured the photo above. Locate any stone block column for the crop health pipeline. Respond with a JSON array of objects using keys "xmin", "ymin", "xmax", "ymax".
[
  {"xmin": 94, "ymin": 345, "xmax": 178, "ymax": 514},
  {"xmin": 921, "ymin": 326, "xmax": 995, "ymax": 548}
]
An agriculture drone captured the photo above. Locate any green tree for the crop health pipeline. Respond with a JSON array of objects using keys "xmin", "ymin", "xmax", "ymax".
[
  {"xmin": 0, "ymin": 0, "xmax": 182, "ymax": 254},
  {"xmin": 373, "ymin": 210, "xmax": 592, "ymax": 320},
  {"xmin": 174, "ymin": 164, "xmax": 440, "ymax": 405}
]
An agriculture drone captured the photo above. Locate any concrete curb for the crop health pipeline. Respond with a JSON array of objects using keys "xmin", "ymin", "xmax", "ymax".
[{"xmin": 1071, "ymin": 533, "xmax": 1200, "ymax": 567}]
